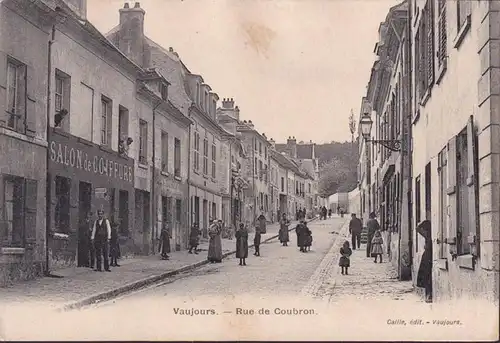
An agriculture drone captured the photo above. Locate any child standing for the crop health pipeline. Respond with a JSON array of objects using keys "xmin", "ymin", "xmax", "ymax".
[
  {"xmin": 371, "ymin": 230, "xmax": 384, "ymax": 263},
  {"xmin": 254, "ymin": 226, "xmax": 261, "ymax": 256},
  {"xmin": 339, "ymin": 241, "xmax": 352, "ymax": 275}
]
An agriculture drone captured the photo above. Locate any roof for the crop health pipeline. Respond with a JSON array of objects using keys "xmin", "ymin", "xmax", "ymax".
[
  {"xmin": 275, "ymin": 144, "xmax": 287, "ymax": 152},
  {"xmin": 270, "ymin": 150, "xmax": 311, "ymax": 180},
  {"xmin": 296, "ymin": 144, "xmax": 314, "ymax": 159}
]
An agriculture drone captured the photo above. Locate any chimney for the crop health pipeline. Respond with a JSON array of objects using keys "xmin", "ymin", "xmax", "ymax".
[
  {"xmin": 247, "ymin": 120, "xmax": 254, "ymax": 129},
  {"xmin": 118, "ymin": 2, "xmax": 146, "ymax": 66},
  {"xmin": 63, "ymin": 0, "xmax": 87, "ymax": 20},
  {"xmin": 287, "ymin": 136, "xmax": 297, "ymax": 158},
  {"xmin": 222, "ymin": 98, "xmax": 235, "ymax": 109},
  {"xmin": 269, "ymin": 138, "xmax": 276, "ymax": 149},
  {"xmin": 234, "ymin": 106, "xmax": 240, "ymax": 121}
]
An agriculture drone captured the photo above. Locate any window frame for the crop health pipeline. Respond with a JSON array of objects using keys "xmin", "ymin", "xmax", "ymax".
[
  {"xmin": 174, "ymin": 137, "xmax": 181, "ymax": 178},
  {"xmin": 100, "ymin": 96, "xmax": 112, "ymax": 147},
  {"xmin": 5, "ymin": 57, "xmax": 27, "ymax": 133},
  {"xmin": 138, "ymin": 119, "xmax": 148, "ymax": 165},
  {"xmin": 211, "ymin": 141, "xmax": 216, "ymax": 179},
  {"xmin": 161, "ymin": 131, "xmax": 168, "ymax": 172},
  {"xmin": 203, "ymin": 137, "xmax": 209, "ymax": 175}
]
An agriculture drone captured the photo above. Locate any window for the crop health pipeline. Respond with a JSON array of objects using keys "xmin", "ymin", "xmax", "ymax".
[
  {"xmin": 101, "ymin": 97, "xmax": 112, "ymax": 146},
  {"xmin": 196, "ymin": 83, "xmax": 200, "ymax": 106},
  {"xmin": 265, "ymin": 147, "xmax": 268, "ymax": 159},
  {"xmin": 203, "ymin": 138, "xmax": 208, "ymax": 175},
  {"xmin": 438, "ymin": 147, "xmax": 448, "ymax": 259},
  {"xmin": 456, "ymin": 0, "xmax": 471, "ymax": 30},
  {"xmin": 211, "ymin": 142, "xmax": 216, "ymax": 179},
  {"xmin": 255, "ymin": 157, "xmax": 258, "ymax": 174},
  {"xmin": 161, "ymin": 131, "xmax": 168, "ymax": 172},
  {"xmin": 205, "ymin": 91, "xmax": 209, "ymax": 113},
  {"xmin": 259, "ymin": 142, "xmax": 262, "ymax": 155},
  {"xmin": 264, "ymin": 164, "xmax": 268, "ymax": 182},
  {"xmin": 456, "ymin": 129, "xmax": 471, "ymax": 255},
  {"xmin": 54, "ymin": 70, "xmax": 71, "ymax": 130},
  {"xmin": 174, "ymin": 138, "xmax": 181, "ymax": 178},
  {"xmin": 416, "ymin": 1, "xmax": 435, "ymax": 102},
  {"xmin": 2, "ymin": 177, "xmax": 22, "ymax": 246},
  {"xmin": 175, "ymin": 199, "xmax": 182, "ymax": 223},
  {"xmin": 118, "ymin": 106, "xmax": 129, "ymax": 152},
  {"xmin": 436, "ymin": 0, "xmax": 447, "ymax": 71},
  {"xmin": 5, "ymin": 59, "xmax": 27, "ymax": 132},
  {"xmin": 55, "ymin": 176, "xmax": 70, "ymax": 234},
  {"xmin": 415, "ymin": 175, "xmax": 421, "ymax": 252},
  {"xmin": 139, "ymin": 120, "xmax": 148, "ymax": 164},
  {"xmin": 159, "ymin": 82, "xmax": 168, "ymax": 100},
  {"xmin": 211, "ymin": 99, "xmax": 216, "ymax": 118},
  {"xmin": 259, "ymin": 161, "xmax": 263, "ymax": 179},
  {"xmin": 193, "ymin": 132, "xmax": 200, "ymax": 171}
]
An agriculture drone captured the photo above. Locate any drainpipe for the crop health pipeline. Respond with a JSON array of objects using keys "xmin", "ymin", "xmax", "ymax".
[
  {"xmin": 252, "ymin": 136, "xmax": 256, "ymax": 224},
  {"xmin": 187, "ymin": 113, "xmax": 191, "ymax": 247},
  {"xmin": 151, "ymin": 100, "xmax": 161, "ymax": 254},
  {"xmin": 407, "ymin": 0, "xmax": 414, "ymax": 270},
  {"xmin": 44, "ymin": 24, "xmax": 56, "ymax": 277}
]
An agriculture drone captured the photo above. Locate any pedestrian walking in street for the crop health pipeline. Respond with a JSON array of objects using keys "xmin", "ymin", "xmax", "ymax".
[
  {"xmin": 188, "ymin": 222, "xmax": 201, "ymax": 254},
  {"xmin": 371, "ymin": 230, "xmax": 384, "ymax": 263},
  {"xmin": 253, "ymin": 225, "xmax": 261, "ymax": 256},
  {"xmin": 109, "ymin": 216, "xmax": 121, "ymax": 267},
  {"xmin": 322, "ymin": 206, "xmax": 327, "ymax": 220},
  {"xmin": 416, "ymin": 220, "xmax": 433, "ymax": 303},
  {"xmin": 349, "ymin": 213, "xmax": 362, "ymax": 250},
  {"xmin": 304, "ymin": 222, "xmax": 312, "ymax": 251},
  {"xmin": 366, "ymin": 212, "xmax": 381, "ymax": 258},
  {"xmin": 339, "ymin": 240, "xmax": 352, "ymax": 275},
  {"xmin": 159, "ymin": 223, "xmax": 171, "ymax": 260},
  {"xmin": 295, "ymin": 220, "xmax": 307, "ymax": 253},
  {"xmin": 279, "ymin": 213, "xmax": 290, "ymax": 246},
  {"xmin": 207, "ymin": 219, "xmax": 223, "ymax": 263},
  {"xmin": 235, "ymin": 223, "xmax": 249, "ymax": 265},
  {"xmin": 256, "ymin": 211, "xmax": 267, "ymax": 234},
  {"xmin": 77, "ymin": 211, "xmax": 93, "ymax": 268},
  {"xmin": 91, "ymin": 209, "xmax": 112, "ymax": 272},
  {"xmin": 328, "ymin": 209, "xmax": 332, "ymax": 218}
]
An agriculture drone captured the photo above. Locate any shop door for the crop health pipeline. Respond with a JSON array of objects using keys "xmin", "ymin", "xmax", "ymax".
[
  {"xmin": 78, "ymin": 182, "xmax": 91, "ymax": 265},
  {"xmin": 119, "ymin": 190, "xmax": 129, "ymax": 237},
  {"xmin": 202, "ymin": 199, "xmax": 208, "ymax": 238}
]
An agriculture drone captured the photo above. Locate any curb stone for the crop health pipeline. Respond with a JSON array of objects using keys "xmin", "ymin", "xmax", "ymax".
[
  {"xmin": 300, "ymin": 219, "xmax": 350, "ymax": 299},
  {"xmin": 60, "ymin": 216, "xmax": 319, "ymax": 312}
]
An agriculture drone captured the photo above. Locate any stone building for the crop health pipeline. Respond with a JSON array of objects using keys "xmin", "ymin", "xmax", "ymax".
[
  {"xmin": 0, "ymin": 0, "xmax": 53, "ymax": 285},
  {"xmin": 409, "ymin": 0, "xmax": 499, "ymax": 301},
  {"xmin": 107, "ymin": 2, "xmax": 226, "ymax": 239}
]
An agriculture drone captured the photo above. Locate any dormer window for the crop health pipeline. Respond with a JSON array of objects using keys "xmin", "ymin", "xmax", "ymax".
[
  {"xmin": 196, "ymin": 83, "xmax": 201, "ymax": 106},
  {"xmin": 205, "ymin": 91, "xmax": 209, "ymax": 113},
  {"xmin": 159, "ymin": 82, "xmax": 168, "ymax": 101}
]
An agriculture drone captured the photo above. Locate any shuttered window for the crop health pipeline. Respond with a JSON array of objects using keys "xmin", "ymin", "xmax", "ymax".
[
  {"xmin": 437, "ymin": 0, "xmax": 447, "ymax": 70},
  {"xmin": 456, "ymin": 0, "xmax": 471, "ymax": 29},
  {"xmin": 161, "ymin": 131, "xmax": 168, "ymax": 172},
  {"xmin": 211, "ymin": 142, "xmax": 216, "ymax": 179},
  {"xmin": 438, "ymin": 147, "xmax": 448, "ymax": 259},
  {"xmin": 174, "ymin": 138, "xmax": 181, "ymax": 178},
  {"xmin": 193, "ymin": 132, "xmax": 200, "ymax": 171},
  {"xmin": 203, "ymin": 138, "xmax": 208, "ymax": 175},
  {"xmin": 426, "ymin": 0, "xmax": 435, "ymax": 87}
]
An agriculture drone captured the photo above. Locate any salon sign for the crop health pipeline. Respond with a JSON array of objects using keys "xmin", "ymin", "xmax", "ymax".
[{"xmin": 49, "ymin": 140, "xmax": 134, "ymax": 184}]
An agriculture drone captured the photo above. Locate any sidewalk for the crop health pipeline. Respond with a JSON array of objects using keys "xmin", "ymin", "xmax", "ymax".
[{"xmin": 0, "ymin": 218, "xmax": 316, "ymax": 311}]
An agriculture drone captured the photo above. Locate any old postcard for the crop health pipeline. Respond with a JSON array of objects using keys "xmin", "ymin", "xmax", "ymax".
[{"xmin": 0, "ymin": 0, "xmax": 498, "ymax": 341}]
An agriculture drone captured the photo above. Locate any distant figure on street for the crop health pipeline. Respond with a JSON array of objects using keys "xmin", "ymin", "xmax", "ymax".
[
  {"xmin": 321, "ymin": 206, "xmax": 327, "ymax": 220},
  {"xmin": 256, "ymin": 211, "xmax": 267, "ymax": 234},
  {"xmin": 91, "ymin": 209, "xmax": 112, "ymax": 272},
  {"xmin": 337, "ymin": 205, "xmax": 341, "ymax": 214},
  {"xmin": 303, "ymin": 208, "xmax": 307, "ymax": 219},
  {"xmin": 349, "ymin": 213, "xmax": 363, "ymax": 250},
  {"xmin": 366, "ymin": 212, "xmax": 381, "ymax": 258},
  {"xmin": 279, "ymin": 213, "xmax": 290, "ymax": 246},
  {"xmin": 328, "ymin": 209, "xmax": 332, "ymax": 218},
  {"xmin": 253, "ymin": 225, "xmax": 261, "ymax": 256},
  {"xmin": 371, "ymin": 230, "xmax": 384, "ymax": 263},
  {"xmin": 188, "ymin": 222, "xmax": 200, "ymax": 254},
  {"xmin": 159, "ymin": 223, "xmax": 171, "ymax": 260},
  {"xmin": 109, "ymin": 216, "xmax": 121, "ymax": 267},
  {"xmin": 339, "ymin": 240, "xmax": 353, "ymax": 275},
  {"xmin": 416, "ymin": 220, "xmax": 433, "ymax": 303},
  {"xmin": 235, "ymin": 223, "xmax": 249, "ymax": 266},
  {"xmin": 207, "ymin": 219, "xmax": 223, "ymax": 263}
]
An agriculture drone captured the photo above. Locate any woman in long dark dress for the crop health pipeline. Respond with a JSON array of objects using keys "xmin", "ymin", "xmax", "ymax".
[
  {"xmin": 189, "ymin": 222, "xmax": 200, "ymax": 254},
  {"xmin": 416, "ymin": 220, "xmax": 433, "ymax": 303},
  {"xmin": 235, "ymin": 223, "xmax": 249, "ymax": 266},
  {"xmin": 295, "ymin": 221, "xmax": 307, "ymax": 252},
  {"xmin": 159, "ymin": 224, "xmax": 171, "ymax": 260},
  {"xmin": 279, "ymin": 213, "xmax": 290, "ymax": 246},
  {"xmin": 257, "ymin": 212, "xmax": 267, "ymax": 234},
  {"xmin": 109, "ymin": 217, "xmax": 121, "ymax": 267},
  {"xmin": 207, "ymin": 220, "xmax": 223, "ymax": 263}
]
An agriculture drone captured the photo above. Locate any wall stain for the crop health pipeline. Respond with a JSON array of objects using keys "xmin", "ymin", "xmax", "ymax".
[{"xmin": 241, "ymin": 21, "xmax": 275, "ymax": 58}]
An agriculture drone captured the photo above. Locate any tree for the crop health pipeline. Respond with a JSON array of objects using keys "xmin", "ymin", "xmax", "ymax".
[
  {"xmin": 318, "ymin": 158, "xmax": 357, "ymax": 197},
  {"xmin": 349, "ymin": 109, "xmax": 356, "ymax": 143}
]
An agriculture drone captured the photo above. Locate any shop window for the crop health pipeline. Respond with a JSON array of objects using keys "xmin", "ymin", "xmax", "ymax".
[
  {"xmin": 139, "ymin": 119, "xmax": 148, "ymax": 165},
  {"xmin": 2, "ymin": 176, "xmax": 37, "ymax": 247},
  {"xmin": 5, "ymin": 58, "xmax": 27, "ymax": 133},
  {"xmin": 55, "ymin": 176, "xmax": 71, "ymax": 234},
  {"xmin": 100, "ymin": 96, "xmax": 112, "ymax": 147},
  {"xmin": 174, "ymin": 138, "xmax": 181, "ymax": 178},
  {"xmin": 161, "ymin": 131, "xmax": 168, "ymax": 172}
]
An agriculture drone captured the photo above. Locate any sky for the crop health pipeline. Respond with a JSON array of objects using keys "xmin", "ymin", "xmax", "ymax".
[{"xmin": 87, "ymin": 0, "xmax": 400, "ymax": 144}]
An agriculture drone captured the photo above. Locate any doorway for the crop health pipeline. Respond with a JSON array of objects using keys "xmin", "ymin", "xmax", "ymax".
[
  {"xmin": 202, "ymin": 199, "xmax": 208, "ymax": 238},
  {"xmin": 119, "ymin": 190, "xmax": 129, "ymax": 236},
  {"xmin": 78, "ymin": 181, "xmax": 91, "ymax": 266}
]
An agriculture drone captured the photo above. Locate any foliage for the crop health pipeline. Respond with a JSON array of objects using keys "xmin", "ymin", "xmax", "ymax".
[
  {"xmin": 316, "ymin": 140, "xmax": 359, "ymax": 197},
  {"xmin": 349, "ymin": 109, "xmax": 356, "ymax": 143}
]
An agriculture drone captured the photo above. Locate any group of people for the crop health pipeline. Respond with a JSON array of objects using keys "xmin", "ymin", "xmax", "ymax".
[
  {"xmin": 78, "ymin": 209, "xmax": 121, "ymax": 272},
  {"xmin": 295, "ymin": 208, "xmax": 307, "ymax": 221}
]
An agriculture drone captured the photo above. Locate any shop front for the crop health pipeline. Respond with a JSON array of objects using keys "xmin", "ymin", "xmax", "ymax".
[{"xmin": 47, "ymin": 129, "xmax": 134, "ymax": 269}]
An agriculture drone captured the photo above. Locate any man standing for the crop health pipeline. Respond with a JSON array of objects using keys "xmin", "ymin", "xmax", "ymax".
[
  {"xmin": 366, "ymin": 212, "xmax": 381, "ymax": 258},
  {"xmin": 91, "ymin": 209, "xmax": 112, "ymax": 272},
  {"xmin": 349, "ymin": 213, "xmax": 363, "ymax": 250}
]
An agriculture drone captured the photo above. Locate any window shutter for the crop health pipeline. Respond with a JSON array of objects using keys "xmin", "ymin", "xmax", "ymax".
[
  {"xmin": 466, "ymin": 115, "xmax": 479, "ymax": 251},
  {"xmin": 24, "ymin": 179, "xmax": 38, "ymax": 248},
  {"xmin": 0, "ymin": 51, "xmax": 7, "ymax": 125},
  {"xmin": 446, "ymin": 136, "xmax": 458, "ymax": 246},
  {"xmin": 25, "ymin": 65, "xmax": 36, "ymax": 137},
  {"xmin": 426, "ymin": 1, "xmax": 435, "ymax": 87},
  {"xmin": 437, "ymin": 0, "xmax": 447, "ymax": 67}
]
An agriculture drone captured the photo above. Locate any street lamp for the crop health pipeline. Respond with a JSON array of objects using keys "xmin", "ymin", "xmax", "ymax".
[{"xmin": 359, "ymin": 113, "xmax": 402, "ymax": 152}]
